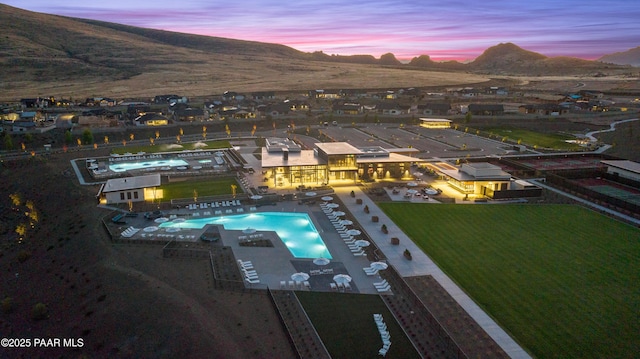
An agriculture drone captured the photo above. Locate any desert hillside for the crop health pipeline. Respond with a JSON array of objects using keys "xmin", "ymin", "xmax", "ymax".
[{"xmin": 0, "ymin": 4, "xmax": 636, "ymax": 100}]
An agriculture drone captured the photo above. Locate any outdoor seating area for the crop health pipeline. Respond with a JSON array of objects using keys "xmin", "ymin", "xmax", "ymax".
[
  {"xmin": 320, "ymin": 201, "xmax": 368, "ymax": 257},
  {"xmin": 238, "ymin": 259, "xmax": 260, "ymax": 284},
  {"xmin": 374, "ymin": 314, "xmax": 391, "ymax": 356},
  {"xmin": 374, "ymin": 279, "xmax": 392, "ymax": 293},
  {"xmin": 120, "ymin": 226, "xmax": 140, "ymax": 238}
]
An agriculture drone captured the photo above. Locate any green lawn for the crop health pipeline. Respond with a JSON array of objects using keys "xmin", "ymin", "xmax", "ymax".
[
  {"xmin": 111, "ymin": 140, "xmax": 230, "ymax": 154},
  {"xmin": 380, "ymin": 203, "xmax": 640, "ymax": 359},
  {"xmin": 160, "ymin": 178, "xmax": 240, "ymax": 200},
  {"xmin": 484, "ymin": 127, "xmax": 582, "ymax": 150},
  {"xmin": 296, "ymin": 292, "xmax": 420, "ymax": 359}
]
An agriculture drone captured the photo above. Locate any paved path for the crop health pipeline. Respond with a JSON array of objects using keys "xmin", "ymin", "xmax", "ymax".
[{"xmin": 333, "ymin": 186, "xmax": 532, "ymax": 359}]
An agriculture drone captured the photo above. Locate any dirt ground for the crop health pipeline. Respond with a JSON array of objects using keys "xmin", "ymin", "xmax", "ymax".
[{"xmin": 0, "ymin": 152, "xmax": 295, "ymax": 358}]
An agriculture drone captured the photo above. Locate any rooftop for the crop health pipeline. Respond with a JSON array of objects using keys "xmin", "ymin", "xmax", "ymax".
[{"xmin": 102, "ymin": 174, "xmax": 161, "ymax": 192}]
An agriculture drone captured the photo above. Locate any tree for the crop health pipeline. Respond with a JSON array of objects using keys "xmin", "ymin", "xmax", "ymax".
[
  {"xmin": 82, "ymin": 129, "xmax": 94, "ymax": 144},
  {"xmin": 31, "ymin": 302, "xmax": 48, "ymax": 320},
  {"xmin": 464, "ymin": 111, "xmax": 472, "ymax": 123},
  {"xmin": 64, "ymin": 130, "xmax": 73, "ymax": 144},
  {"xmin": 4, "ymin": 133, "xmax": 13, "ymax": 150}
]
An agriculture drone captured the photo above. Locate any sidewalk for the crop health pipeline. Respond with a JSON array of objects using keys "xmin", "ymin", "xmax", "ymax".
[{"xmin": 333, "ymin": 185, "xmax": 531, "ymax": 359}]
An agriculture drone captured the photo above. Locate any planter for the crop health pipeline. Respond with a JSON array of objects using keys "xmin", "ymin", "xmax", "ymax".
[
  {"xmin": 381, "ymin": 224, "xmax": 388, "ymax": 234},
  {"xmin": 364, "ymin": 205, "xmax": 370, "ymax": 214},
  {"xmin": 356, "ymin": 198, "xmax": 363, "ymax": 205},
  {"xmin": 391, "ymin": 237, "xmax": 399, "ymax": 245},
  {"xmin": 403, "ymin": 249, "xmax": 412, "ymax": 260},
  {"xmin": 371, "ymin": 215, "xmax": 379, "ymax": 223}
]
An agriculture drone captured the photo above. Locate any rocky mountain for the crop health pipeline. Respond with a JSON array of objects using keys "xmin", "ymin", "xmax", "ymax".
[{"xmin": 598, "ymin": 47, "xmax": 640, "ymax": 67}]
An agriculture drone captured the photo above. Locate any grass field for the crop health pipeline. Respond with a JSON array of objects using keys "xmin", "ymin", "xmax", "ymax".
[
  {"xmin": 380, "ymin": 203, "xmax": 640, "ymax": 359},
  {"xmin": 111, "ymin": 140, "xmax": 231, "ymax": 154},
  {"xmin": 484, "ymin": 127, "xmax": 582, "ymax": 150},
  {"xmin": 296, "ymin": 292, "xmax": 420, "ymax": 359},
  {"xmin": 160, "ymin": 178, "xmax": 240, "ymax": 200}
]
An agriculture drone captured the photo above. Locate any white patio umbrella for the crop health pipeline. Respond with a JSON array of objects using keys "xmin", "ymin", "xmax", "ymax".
[
  {"xmin": 250, "ymin": 195, "xmax": 263, "ymax": 200},
  {"xmin": 406, "ymin": 189, "xmax": 419, "ymax": 195},
  {"xmin": 305, "ymin": 191, "xmax": 317, "ymax": 197},
  {"xmin": 326, "ymin": 203, "xmax": 340, "ymax": 209},
  {"xmin": 333, "ymin": 211, "xmax": 346, "ymax": 217},
  {"xmin": 340, "ymin": 220, "xmax": 353, "ymax": 226},
  {"xmin": 313, "ymin": 257, "xmax": 330, "ymax": 266},
  {"xmin": 407, "ymin": 182, "xmax": 418, "ymax": 187},
  {"xmin": 333, "ymin": 274, "xmax": 352, "ymax": 284},
  {"xmin": 424, "ymin": 188, "xmax": 439, "ymax": 195},
  {"xmin": 370, "ymin": 262, "xmax": 389, "ymax": 270},
  {"xmin": 243, "ymin": 227, "xmax": 257, "ymax": 234},
  {"xmin": 347, "ymin": 229, "xmax": 361, "ymax": 236},
  {"xmin": 354, "ymin": 239, "xmax": 370, "ymax": 247},
  {"xmin": 154, "ymin": 217, "xmax": 169, "ymax": 223},
  {"xmin": 172, "ymin": 218, "xmax": 186, "ymax": 223},
  {"xmin": 165, "ymin": 227, "xmax": 180, "ymax": 233},
  {"xmin": 321, "ymin": 196, "xmax": 334, "ymax": 201},
  {"xmin": 143, "ymin": 226, "xmax": 159, "ymax": 232},
  {"xmin": 291, "ymin": 272, "xmax": 310, "ymax": 282}
]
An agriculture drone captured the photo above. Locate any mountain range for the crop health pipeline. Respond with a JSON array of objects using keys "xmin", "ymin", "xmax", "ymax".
[{"xmin": 1, "ymin": 4, "xmax": 638, "ymax": 99}]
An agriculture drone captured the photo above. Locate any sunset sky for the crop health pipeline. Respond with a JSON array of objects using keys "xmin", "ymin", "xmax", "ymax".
[{"xmin": 6, "ymin": 0, "xmax": 640, "ymax": 61}]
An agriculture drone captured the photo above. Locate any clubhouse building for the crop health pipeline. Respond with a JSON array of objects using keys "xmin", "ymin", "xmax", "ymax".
[{"xmin": 261, "ymin": 138, "xmax": 424, "ymax": 187}]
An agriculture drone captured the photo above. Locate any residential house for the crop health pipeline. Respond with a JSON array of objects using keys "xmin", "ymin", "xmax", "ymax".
[
  {"xmin": 414, "ymin": 103, "xmax": 451, "ymax": 116},
  {"xmin": 173, "ymin": 108, "xmax": 205, "ymax": 122},
  {"xmin": 468, "ymin": 104, "xmax": 504, "ymax": 116},
  {"xmin": 376, "ymin": 102, "xmax": 410, "ymax": 115},
  {"xmin": 334, "ymin": 103, "xmax": 363, "ymax": 115},
  {"xmin": 518, "ymin": 104, "xmax": 568, "ymax": 116},
  {"xmin": 134, "ymin": 113, "xmax": 170, "ymax": 126}
]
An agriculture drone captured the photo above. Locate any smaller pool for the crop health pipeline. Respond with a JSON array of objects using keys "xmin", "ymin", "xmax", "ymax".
[
  {"xmin": 160, "ymin": 212, "xmax": 331, "ymax": 259},
  {"xmin": 110, "ymin": 159, "xmax": 188, "ymax": 173}
]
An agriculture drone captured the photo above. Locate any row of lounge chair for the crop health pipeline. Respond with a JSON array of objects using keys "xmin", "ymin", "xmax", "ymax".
[
  {"xmin": 239, "ymin": 233, "xmax": 263, "ymax": 240},
  {"xmin": 374, "ymin": 313, "xmax": 391, "ymax": 356},
  {"xmin": 321, "ymin": 203, "xmax": 367, "ymax": 257},
  {"xmin": 238, "ymin": 260, "xmax": 260, "ymax": 284},
  {"xmin": 121, "ymin": 226, "xmax": 140, "ymax": 238},
  {"xmin": 373, "ymin": 279, "xmax": 391, "ymax": 293},
  {"xmin": 330, "ymin": 282, "xmax": 352, "ymax": 291},
  {"xmin": 280, "ymin": 280, "xmax": 310, "ymax": 290},
  {"xmin": 309, "ymin": 268, "xmax": 333, "ymax": 275},
  {"xmin": 363, "ymin": 266, "xmax": 379, "ymax": 276},
  {"xmin": 187, "ymin": 200, "xmax": 242, "ymax": 210}
]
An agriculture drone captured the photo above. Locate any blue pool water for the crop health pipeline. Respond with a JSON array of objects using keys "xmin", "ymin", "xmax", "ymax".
[
  {"xmin": 109, "ymin": 159, "xmax": 188, "ymax": 172},
  {"xmin": 160, "ymin": 212, "xmax": 331, "ymax": 259}
]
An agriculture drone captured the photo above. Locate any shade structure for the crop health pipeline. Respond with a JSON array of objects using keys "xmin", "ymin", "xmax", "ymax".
[
  {"xmin": 143, "ymin": 226, "xmax": 159, "ymax": 232},
  {"xmin": 313, "ymin": 257, "xmax": 330, "ymax": 266},
  {"xmin": 370, "ymin": 262, "xmax": 388, "ymax": 270},
  {"xmin": 326, "ymin": 203, "xmax": 340, "ymax": 209},
  {"xmin": 407, "ymin": 182, "xmax": 418, "ymax": 187},
  {"xmin": 406, "ymin": 189, "xmax": 418, "ymax": 195},
  {"xmin": 321, "ymin": 196, "xmax": 333, "ymax": 201},
  {"xmin": 243, "ymin": 227, "xmax": 257, "ymax": 234},
  {"xmin": 305, "ymin": 191, "xmax": 317, "ymax": 197},
  {"xmin": 333, "ymin": 211, "xmax": 346, "ymax": 217},
  {"xmin": 154, "ymin": 217, "xmax": 169, "ymax": 223},
  {"xmin": 291, "ymin": 272, "xmax": 310, "ymax": 281},
  {"xmin": 250, "ymin": 195, "xmax": 263, "ymax": 200},
  {"xmin": 346, "ymin": 229, "xmax": 361, "ymax": 236},
  {"xmin": 354, "ymin": 239, "xmax": 370, "ymax": 247},
  {"xmin": 333, "ymin": 274, "xmax": 352, "ymax": 284},
  {"xmin": 340, "ymin": 220, "xmax": 353, "ymax": 226}
]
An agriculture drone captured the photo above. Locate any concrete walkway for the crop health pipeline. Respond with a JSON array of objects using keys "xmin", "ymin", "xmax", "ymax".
[{"xmin": 333, "ymin": 186, "xmax": 532, "ymax": 359}]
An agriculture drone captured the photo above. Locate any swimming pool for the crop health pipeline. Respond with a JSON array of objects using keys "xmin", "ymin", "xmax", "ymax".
[
  {"xmin": 160, "ymin": 212, "xmax": 331, "ymax": 259},
  {"xmin": 109, "ymin": 159, "xmax": 189, "ymax": 172}
]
